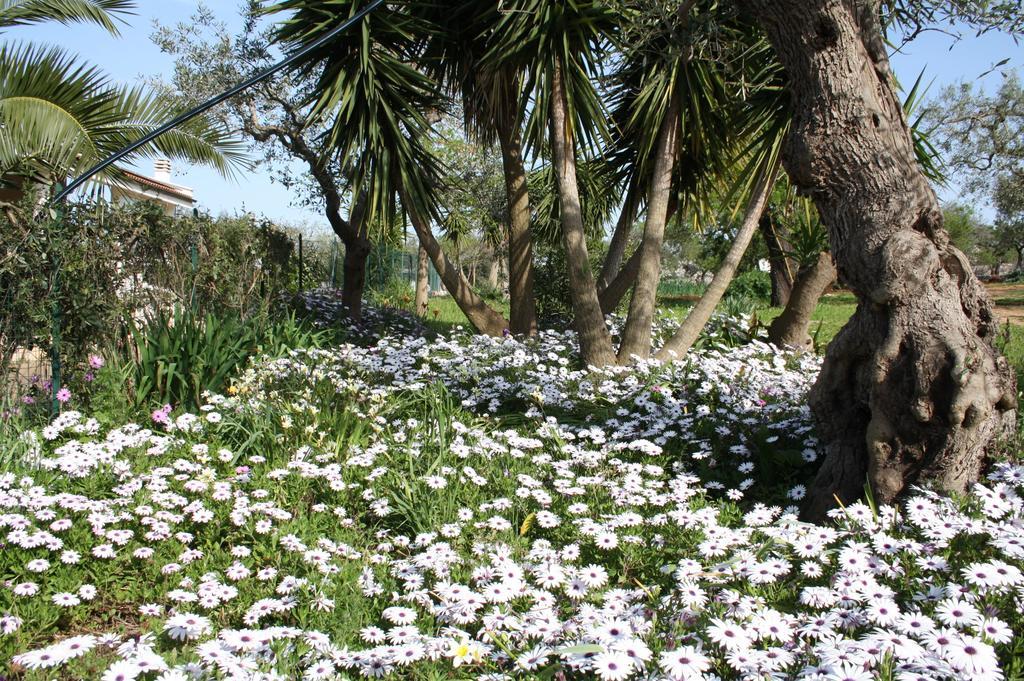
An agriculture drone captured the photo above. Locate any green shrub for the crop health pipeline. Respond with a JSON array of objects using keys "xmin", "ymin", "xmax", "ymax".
[
  {"xmin": 0, "ymin": 197, "xmax": 302, "ymax": 397},
  {"xmin": 129, "ymin": 307, "xmax": 256, "ymax": 410},
  {"xmin": 726, "ymin": 269, "xmax": 772, "ymax": 304}
]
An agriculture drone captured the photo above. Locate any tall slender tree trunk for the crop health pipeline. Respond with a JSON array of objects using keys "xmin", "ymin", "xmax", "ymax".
[
  {"xmin": 487, "ymin": 254, "xmax": 500, "ymax": 288},
  {"xmin": 740, "ymin": 0, "xmax": 1017, "ymax": 520},
  {"xmin": 599, "ymin": 194, "xmax": 678, "ymax": 314},
  {"xmin": 768, "ymin": 251, "xmax": 836, "ymax": 350},
  {"xmin": 415, "ymin": 245, "xmax": 429, "ymax": 317},
  {"xmin": 341, "ymin": 238, "xmax": 371, "ymax": 320},
  {"xmin": 549, "ymin": 61, "xmax": 617, "ymax": 366},
  {"xmin": 600, "ymin": 249, "xmax": 641, "ymax": 315},
  {"xmin": 618, "ymin": 99, "xmax": 680, "ymax": 362},
  {"xmin": 497, "ymin": 118, "xmax": 538, "ymax": 336},
  {"xmin": 402, "ymin": 190, "xmax": 509, "ymax": 336},
  {"xmin": 656, "ymin": 159, "xmax": 780, "ymax": 360},
  {"xmin": 598, "ymin": 174, "xmax": 640, "ymax": 292},
  {"xmin": 759, "ymin": 210, "xmax": 797, "ymax": 307}
]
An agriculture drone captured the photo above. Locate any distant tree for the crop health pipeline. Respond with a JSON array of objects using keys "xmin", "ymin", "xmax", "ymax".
[
  {"xmin": 923, "ymin": 69, "xmax": 1023, "ymax": 198},
  {"xmin": 152, "ymin": 5, "xmax": 387, "ymax": 319},
  {"xmin": 993, "ymin": 174, "xmax": 1024, "ymax": 272},
  {"xmin": 942, "ymin": 202, "xmax": 981, "ymax": 256}
]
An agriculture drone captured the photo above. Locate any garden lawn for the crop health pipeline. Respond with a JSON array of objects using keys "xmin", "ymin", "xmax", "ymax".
[{"xmin": 1, "ymin": 294, "xmax": 1023, "ymax": 680}]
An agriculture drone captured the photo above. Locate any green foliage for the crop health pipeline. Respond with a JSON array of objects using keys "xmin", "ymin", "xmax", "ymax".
[
  {"xmin": 129, "ymin": 306, "xmax": 256, "ymax": 410},
  {"xmin": 657, "ymin": 278, "xmax": 706, "ymax": 299},
  {"xmin": 0, "ymin": 196, "xmax": 124, "ymax": 374},
  {"xmin": 726, "ymin": 270, "xmax": 770, "ymax": 309},
  {"xmin": 532, "ymin": 239, "xmax": 607, "ymax": 326},
  {"xmin": 943, "ymin": 202, "xmax": 982, "ymax": 255},
  {"xmin": 265, "ymin": 0, "xmax": 443, "ymax": 227},
  {"xmin": 0, "ymin": 36, "xmax": 247, "ymax": 188},
  {"xmin": 128, "ymin": 306, "xmax": 329, "ymax": 410},
  {"xmin": 0, "ymin": 198, "xmax": 302, "ymax": 397},
  {"xmin": 923, "ymin": 69, "xmax": 1023, "ymax": 198},
  {"xmin": 0, "ymin": 0, "xmax": 134, "ymax": 32}
]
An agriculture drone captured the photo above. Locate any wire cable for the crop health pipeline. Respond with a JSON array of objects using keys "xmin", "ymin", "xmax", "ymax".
[{"xmin": 54, "ymin": 0, "xmax": 385, "ymax": 203}]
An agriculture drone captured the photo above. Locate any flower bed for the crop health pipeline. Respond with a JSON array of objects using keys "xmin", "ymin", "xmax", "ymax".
[{"xmin": 1, "ymin": 323, "xmax": 1022, "ymax": 680}]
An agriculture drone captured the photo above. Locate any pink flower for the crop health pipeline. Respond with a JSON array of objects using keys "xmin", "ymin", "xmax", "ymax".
[
  {"xmin": 55, "ymin": 388, "xmax": 71, "ymax": 403},
  {"xmin": 151, "ymin": 404, "xmax": 173, "ymax": 425},
  {"xmin": 88, "ymin": 354, "xmax": 105, "ymax": 370}
]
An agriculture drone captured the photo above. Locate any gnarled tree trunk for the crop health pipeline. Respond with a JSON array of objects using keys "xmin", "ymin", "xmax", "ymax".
[
  {"xmin": 497, "ymin": 118, "xmax": 538, "ymax": 337},
  {"xmin": 740, "ymin": 0, "xmax": 1017, "ymax": 520},
  {"xmin": 549, "ymin": 60, "xmax": 617, "ymax": 366},
  {"xmin": 767, "ymin": 251, "xmax": 836, "ymax": 350},
  {"xmin": 618, "ymin": 98, "xmax": 679, "ymax": 362},
  {"xmin": 656, "ymin": 159, "xmax": 780, "ymax": 360}
]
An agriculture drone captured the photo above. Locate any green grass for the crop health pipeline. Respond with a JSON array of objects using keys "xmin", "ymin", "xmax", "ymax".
[
  {"xmin": 419, "ymin": 296, "xmax": 510, "ymax": 334},
  {"xmin": 756, "ymin": 291, "xmax": 856, "ymax": 347},
  {"xmin": 402, "ymin": 291, "xmax": 1024, "ymax": 391}
]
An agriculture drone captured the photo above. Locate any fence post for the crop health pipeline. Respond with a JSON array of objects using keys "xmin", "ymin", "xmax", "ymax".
[
  {"xmin": 189, "ymin": 208, "xmax": 200, "ymax": 311},
  {"xmin": 50, "ymin": 184, "xmax": 64, "ymax": 418},
  {"xmin": 298, "ymin": 233, "xmax": 304, "ymax": 293}
]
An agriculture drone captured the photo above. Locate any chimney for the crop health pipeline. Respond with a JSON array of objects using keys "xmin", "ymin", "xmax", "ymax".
[{"xmin": 153, "ymin": 158, "xmax": 172, "ymax": 182}]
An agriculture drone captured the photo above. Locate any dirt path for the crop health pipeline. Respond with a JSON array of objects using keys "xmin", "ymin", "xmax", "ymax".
[{"xmin": 985, "ymin": 282, "xmax": 1024, "ymax": 326}]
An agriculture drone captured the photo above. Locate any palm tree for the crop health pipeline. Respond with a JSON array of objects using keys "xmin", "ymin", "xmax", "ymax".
[
  {"xmin": 0, "ymin": 1, "xmax": 247, "ymax": 197},
  {"xmin": 0, "ymin": 0, "xmax": 132, "ymax": 31},
  {"xmin": 489, "ymin": 0, "xmax": 786, "ymax": 366},
  {"xmin": 487, "ymin": 0, "xmax": 621, "ymax": 366},
  {"xmin": 414, "ymin": 1, "xmax": 539, "ymax": 336},
  {"xmin": 265, "ymin": 0, "xmax": 510, "ymax": 336}
]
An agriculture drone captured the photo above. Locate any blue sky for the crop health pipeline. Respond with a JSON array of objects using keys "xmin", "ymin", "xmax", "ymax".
[{"xmin": 14, "ymin": 3, "xmax": 1023, "ymax": 229}]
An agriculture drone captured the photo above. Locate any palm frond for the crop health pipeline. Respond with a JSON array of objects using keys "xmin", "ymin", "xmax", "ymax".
[
  {"xmin": 485, "ymin": 0, "xmax": 619, "ymax": 158},
  {"xmin": 0, "ymin": 0, "xmax": 134, "ymax": 34},
  {"xmin": 0, "ymin": 42, "xmax": 249, "ymax": 185},
  {"xmin": 266, "ymin": 0, "xmax": 444, "ymax": 227}
]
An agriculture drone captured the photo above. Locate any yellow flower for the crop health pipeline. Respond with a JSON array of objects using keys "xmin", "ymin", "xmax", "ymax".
[{"xmin": 448, "ymin": 639, "xmax": 483, "ymax": 667}]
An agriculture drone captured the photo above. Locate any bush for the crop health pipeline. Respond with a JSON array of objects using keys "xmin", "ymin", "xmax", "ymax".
[
  {"xmin": 0, "ymin": 197, "xmax": 302, "ymax": 395},
  {"xmin": 533, "ymin": 239, "xmax": 608, "ymax": 327},
  {"xmin": 726, "ymin": 268, "xmax": 772, "ymax": 304},
  {"xmin": 127, "ymin": 306, "xmax": 329, "ymax": 411}
]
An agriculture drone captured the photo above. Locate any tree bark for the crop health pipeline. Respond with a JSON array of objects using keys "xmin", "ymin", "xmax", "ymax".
[
  {"xmin": 341, "ymin": 238, "xmax": 371, "ymax": 320},
  {"xmin": 759, "ymin": 209, "xmax": 797, "ymax": 307},
  {"xmin": 549, "ymin": 60, "xmax": 617, "ymax": 366},
  {"xmin": 740, "ymin": 0, "xmax": 1017, "ymax": 520},
  {"xmin": 487, "ymin": 254, "xmax": 500, "ymax": 289},
  {"xmin": 415, "ymin": 245, "xmax": 429, "ymax": 317},
  {"xmin": 402, "ymin": 190, "xmax": 510, "ymax": 336},
  {"xmin": 618, "ymin": 98, "xmax": 680, "ymax": 362},
  {"xmin": 767, "ymin": 251, "xmax": 836, "ymax": 350},
  {"xmin": 599, "ymin": 249, "xmax": 641, "ymax": 315},
  {"xmin": 598, "ymin": 174, "xmax": 641, "ymax": 293},
  {"xmin": 599, "ymin": 194, "xmax": 679, "ymax": 315},
  {"xmin": 497, "ymin": 117, "xmax": 538, "ymax": 336},
  {"xmin": 656, "ymin": 159, "xmax": 780, "ymax": 361}
]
